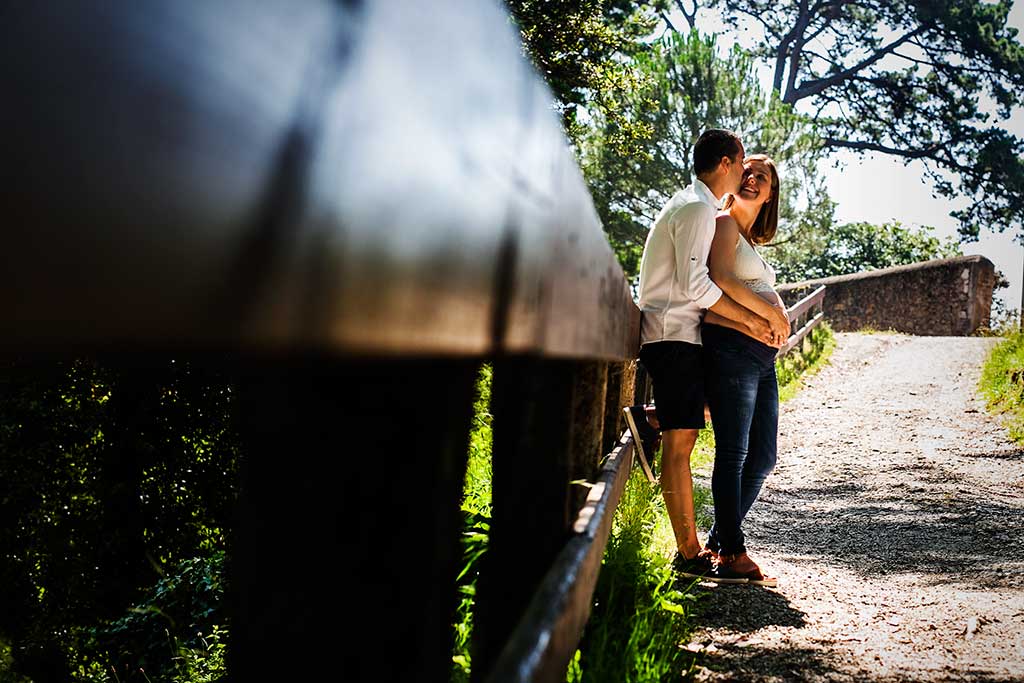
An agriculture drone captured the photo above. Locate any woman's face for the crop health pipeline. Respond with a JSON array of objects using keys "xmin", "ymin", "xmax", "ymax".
[{"xmin": 738, "ymin": 158, "xmax": 773, "ymax": 207}]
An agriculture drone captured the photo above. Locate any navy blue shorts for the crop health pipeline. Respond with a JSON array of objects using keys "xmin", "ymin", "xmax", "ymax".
[{"xmin": 638, "ymin": 341, "xmax": 706, "ymax": 431}]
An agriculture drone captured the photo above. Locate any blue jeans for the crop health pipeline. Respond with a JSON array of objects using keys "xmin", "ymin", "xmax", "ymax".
[{"xmin": 702, "ymin": 324, "xmax": 779, "ymax": 556}]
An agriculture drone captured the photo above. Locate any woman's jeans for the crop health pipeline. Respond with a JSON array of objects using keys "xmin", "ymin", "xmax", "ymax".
[{"xmin": 702, "ymin": 324, "xmax": 779, "ymax": 556}]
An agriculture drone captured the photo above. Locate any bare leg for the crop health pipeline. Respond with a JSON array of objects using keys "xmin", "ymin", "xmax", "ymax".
[{"xmin": 660, "ymin": 428, "xmax": 702, "ymax": 558}]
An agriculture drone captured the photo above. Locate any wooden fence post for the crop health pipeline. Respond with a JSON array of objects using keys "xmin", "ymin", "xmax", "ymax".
[
  {"xmin": 229, "ymin": 358, "xmax": 478, "ymax": 682},
  {"xmin": 472, "ymin": 358, "xmax": 607, "ymax": 681},
  {"xmin": 603, "ymin": 359, "xmax": 637, "ymax": 456}
]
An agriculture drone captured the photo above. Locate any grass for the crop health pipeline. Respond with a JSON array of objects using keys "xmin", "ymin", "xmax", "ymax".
[
  {"xmin": 979, "ymin": 327, "xmax": 1024, "ymax": 443},
  {"xmin": 451, "ymin": 323, "xmax": 836, "ymax": 681},
  {"xmin": 777, "ymin": 323, "xmax": 836, "ymax": 402}
]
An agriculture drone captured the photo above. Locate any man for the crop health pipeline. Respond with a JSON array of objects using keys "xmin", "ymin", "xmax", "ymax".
[{"xmin": 623, "ymin": 129, "xmax": 790, "ymax": 580}]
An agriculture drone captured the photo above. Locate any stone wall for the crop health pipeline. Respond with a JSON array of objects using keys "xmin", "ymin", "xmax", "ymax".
[{"xmin": 776, "ymin": 255, "xmax": 997, "ymax": 336}]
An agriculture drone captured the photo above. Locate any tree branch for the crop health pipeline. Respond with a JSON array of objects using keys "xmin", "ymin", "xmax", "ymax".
[
  {"xmin": 660, "ymin": 11, "xmax": 680, "ymax": 34},
  {"xmin": 784, "ymin": 0, "xmax": 814, "ymax": 100},
  {"xmin": 823, "ymin": 137, "xmax": 945, "ymax": 160},
  {"xmin": 672, "ymin": 0, "xmax": 697, "ymax": 30},
  {"xmin": 788, "ymin": 25, "xmax": 931, "ymax": 102}
]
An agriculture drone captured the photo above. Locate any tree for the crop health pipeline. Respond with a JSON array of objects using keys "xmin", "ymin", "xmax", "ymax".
[
  {"xmin": 674, "ymin": 0, "xmax": 1024, "ymax": 241},
  {"xmin": 504, "ymin": 0, "xmax": 666, "ymax": 156},
  {"xmin": 0, "ymin": 359, "xmax": 237, "ymax": 681},
  {"xmin": 770, "ymin": 219, "xmax": 964, "ymax": 281},
  {"xmin": 581, "ymin": 30, "xmax": 835, "ymax": 279}
]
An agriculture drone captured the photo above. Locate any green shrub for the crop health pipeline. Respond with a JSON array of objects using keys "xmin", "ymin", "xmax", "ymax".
[
  {"xmin": 980, "ymin": 329, "xmax": 1024, "ymax": 443},
  {"xmin": 73, "ymin": 552, "xmax": 227, "ymax": 682}
]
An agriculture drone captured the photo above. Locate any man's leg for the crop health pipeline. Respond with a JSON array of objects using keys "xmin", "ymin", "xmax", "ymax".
[{"xmin": 660, "ymin": 428, "xmax": 701, "ymax": 558}]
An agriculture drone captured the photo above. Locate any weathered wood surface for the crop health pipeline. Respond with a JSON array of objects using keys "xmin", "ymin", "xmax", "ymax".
[
  {"xmin": 230, "ymin": 359, "xmax": 478, "ymax": 681},
  {"xmin": 474, "ymin": 359, "xmax": 608, "ymax": 680},
  {"xmin": 1, "ymin": 0, "xmax": 638, "ymax": 362},
  {"xmin": 484, "ymin": 432, "xmax": 636, "ymax": 683},
  {"xmin": 778, "ymin": 286, "xmax": 826, "ymax": 357},
  {"xmin": 778, "ymin": 311, "xmax": 826, "ymax": 357},
  {"xmin": 1, "ymin": 1, "xmax": 644, "ymax": 681}
]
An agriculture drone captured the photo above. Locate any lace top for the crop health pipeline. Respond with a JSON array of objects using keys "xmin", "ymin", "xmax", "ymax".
[{"xmin": 733, "ymin": 234, "xmax": 776, "ymax": 294}]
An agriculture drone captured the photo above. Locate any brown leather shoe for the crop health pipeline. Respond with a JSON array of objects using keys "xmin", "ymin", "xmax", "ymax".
[{"xmin": 711, "ymin": 552, "xmax": 777, "ymax": 587}]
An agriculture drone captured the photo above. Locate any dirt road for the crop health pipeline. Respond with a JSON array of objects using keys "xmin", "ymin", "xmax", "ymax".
[{"xmin": 688, "ymin": 333, "xmax": 1024, "ymax": 682}]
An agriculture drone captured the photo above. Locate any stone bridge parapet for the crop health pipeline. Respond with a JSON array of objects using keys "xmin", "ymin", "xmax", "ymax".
[{"xmin": 776, "ymin": 255, "xmax": 997, "ymax": 336}]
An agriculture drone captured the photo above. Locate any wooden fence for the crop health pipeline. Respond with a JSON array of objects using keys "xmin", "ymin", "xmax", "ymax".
[
  {"xmin": 2, "ymin": 2, "xmax": 638, "ymax": 681},
  {"xmin": 778, "ymin": 286, "xmax": 827, "ymax": 356},
  {"xmin": 2, "ymin": 2, "xmax": 827, "ymax": 681}
]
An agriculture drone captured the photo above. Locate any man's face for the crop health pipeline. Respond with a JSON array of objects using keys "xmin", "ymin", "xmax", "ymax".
[{"xmin": 727, "ymin": 144, "xmax": 746, "ymax": 193}]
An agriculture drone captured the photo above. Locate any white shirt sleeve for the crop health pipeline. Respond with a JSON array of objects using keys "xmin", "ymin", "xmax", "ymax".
[{"xmin": 671, "ymin": 202, "xmax": 723, "ymax": 310}]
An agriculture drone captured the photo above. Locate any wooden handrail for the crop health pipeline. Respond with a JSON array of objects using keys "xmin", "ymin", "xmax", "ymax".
[
  {"xmin": 1, "ymin": 1, "xmax": 639, "ymax": 363},
  {"xmin": 778, "ymin": 285, "xmax": 827, "ymax": 357},
  {"xmin": 785, "ymin": 285, "xmax": 827, "ymax": 324},
  {"xmin": 485, "ymin": 433, "xmax": 636, "ymax": 683},
  {"xmin": 0, "ymin": 2, "xmax": 640, "ymax": 682}
]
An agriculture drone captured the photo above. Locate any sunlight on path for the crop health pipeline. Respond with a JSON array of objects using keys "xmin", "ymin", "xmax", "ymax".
[{"xmin": 689, "ymin": 333, "xmax": 1024, "ymax": 683}]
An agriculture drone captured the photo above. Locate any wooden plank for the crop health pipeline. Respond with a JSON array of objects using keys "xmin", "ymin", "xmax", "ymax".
[
  {"xmin": 483, "ymin": 432, "xmax": 636, "ymax": 683},
  {"xmin": 785, "ymin": 285, "xmax": 827, "ymax": 323},
  {"xmin": 474, "ymin": 359, "xmax": 609, "ymax": 679},
  {"xmin": 0, "ymin": 0, "xmax": 340, "ymax": 351},
  {"xmin": 778, "ymin": 311, "xmax": 825, "ymax": 357},
  {"xmin": 229, "ymin": 357, "xmax": 478, "ymax": 681},
  {"xmin": 1, "ymin": 0, "xmax": 639, "ymax": 362}
]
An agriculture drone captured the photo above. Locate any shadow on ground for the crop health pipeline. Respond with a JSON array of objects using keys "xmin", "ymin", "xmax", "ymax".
[
  {"xmin": 687, "ymin": 582, "xmax": 807, "ymax": 630},
  {"xmin": 694, "ymin": 645, "xmax": 846, "ymax": 682},
  {"xmin": 746, "ymin": 463, "xmax": 1024, "ymax": 589}
]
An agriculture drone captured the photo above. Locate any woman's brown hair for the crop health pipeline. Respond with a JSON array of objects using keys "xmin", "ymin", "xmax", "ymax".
[{"xmin": 746, "ymin": 154, "xmax": 780, "ymax": 245}]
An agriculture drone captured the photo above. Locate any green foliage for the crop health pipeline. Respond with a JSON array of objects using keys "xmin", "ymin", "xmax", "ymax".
[
  {"xmin": 707, "ymin": 0, "xmax": 1024, "ymax": 241},
  {"xmin": 776, "ymin": 323, "xmax": 836, "ymax": 402},
  {"xmin": 980, "ymin": 328, "xmax": 1024, "ymax": 442},
  {"xmin": 0, "ymin": 359, "xmax": 237, "ymax": 682},
  {"xmin": 580, "ymin": 30, "xmax": 832, "ymax": 280},
  {"xmin": 462, "ymin": 365, "xmax": 494, "ymax": 517},
  {"xmin": 505, "ymin": 0, "xmax": 665, "ymax": 157},
  {"xmin": 71, "ymin": 553, "xmax": 227, "ymax": 682},
  {"xmin": 770, "ymin": 220, "xmax": 964, "ymax": 283},
  {"xmin": 452, "ymin": 364, "xmax": 495, "ymax": 680},
  {"xmin": 571, "ymin": 468, "xmax": 698, "ymax": 682}
]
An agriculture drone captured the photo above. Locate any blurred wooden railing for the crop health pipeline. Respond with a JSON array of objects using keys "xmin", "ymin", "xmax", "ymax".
[{"xmin": 1, "ymin": 1, "xmax": 641, "ymax": 682}]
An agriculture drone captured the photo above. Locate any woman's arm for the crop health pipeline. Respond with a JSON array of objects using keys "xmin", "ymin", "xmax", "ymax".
[
  {"xmin": 707, "ymin": 215, "xmax": 790, "ymax": 342},
  {"xmin": 705, "ymin": 290, "xmax": 783, "ymax": 345}
]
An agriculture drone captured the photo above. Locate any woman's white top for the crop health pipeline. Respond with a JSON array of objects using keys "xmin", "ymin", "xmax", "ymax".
[{"xmin": 733, "ymin": 234, "xmax": 777, "ymax": 294}]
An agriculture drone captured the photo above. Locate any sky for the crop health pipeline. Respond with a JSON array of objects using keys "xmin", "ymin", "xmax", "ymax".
[{"xmin": 686, "ymin": 2, "xmax": 1024, "ymax": 317}]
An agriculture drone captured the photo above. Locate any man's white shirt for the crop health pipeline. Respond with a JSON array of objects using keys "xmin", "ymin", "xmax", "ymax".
[{"xmin": 637, "ymin": 178, "xmax": 724, "ymax": 347}]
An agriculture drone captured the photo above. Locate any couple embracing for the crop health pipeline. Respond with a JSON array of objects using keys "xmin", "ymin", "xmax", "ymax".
[{"xmin": 624, "ymin": 129, "xmax": 788, "ymax": 587}]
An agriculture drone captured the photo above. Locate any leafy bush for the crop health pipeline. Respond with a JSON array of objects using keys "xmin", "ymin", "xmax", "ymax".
[
  {"xmin": 0, "ymin": 358, "xmax": 237, "ymax": 682},
  {"xmin": 980, "ymin": 329, "xmax": 1024, "ymax": 442},
  {"xmin": 73, "ymin": 552, "xmax": 226, "ymax": 682}
]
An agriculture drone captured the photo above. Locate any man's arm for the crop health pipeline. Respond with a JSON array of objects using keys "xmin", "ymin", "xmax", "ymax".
[
  {"xmin": 670, "ymin": 203, "xmax": 773, "ymax": 345},
  {"xmin": 671, "ymin": 202, "xmax": 724, "ymax": 310},
  {"xmin": 706, "ymin": 292, "xmax": 774, "ymax": 345},
  {"xmin": 707, "ymin": 215, "xmax": 790, "ymax": 342},
  {"xmin": 705, "ymin": 291, "xmax": 782, "ymax": 347}
]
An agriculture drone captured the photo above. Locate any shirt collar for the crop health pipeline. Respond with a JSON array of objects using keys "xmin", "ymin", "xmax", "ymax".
[{"xmin": 694, "ymin": 178, "xmax": 726, "ymax": 209}]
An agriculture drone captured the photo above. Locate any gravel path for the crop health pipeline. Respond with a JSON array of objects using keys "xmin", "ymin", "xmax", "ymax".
[{"xmin": 687, "ymin": 332, "xmax": 1024, "ymax": 683}]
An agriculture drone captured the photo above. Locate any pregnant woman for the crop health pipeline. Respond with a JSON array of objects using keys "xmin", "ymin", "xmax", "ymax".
[{"xmin": 702, "ymin": 154, "xmax": 786, "ymax": 587}]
